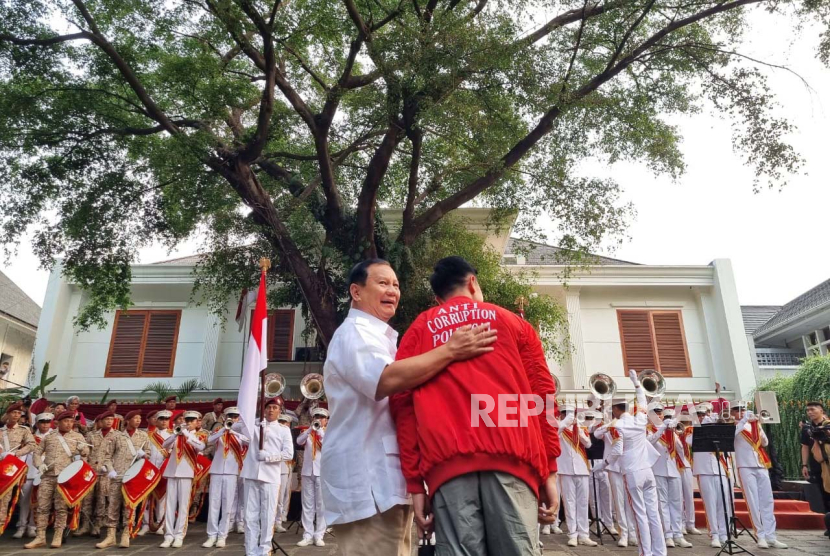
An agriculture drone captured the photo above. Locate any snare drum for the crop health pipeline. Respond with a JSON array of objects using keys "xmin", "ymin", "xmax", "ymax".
[
  {"xmin": 0, "ymin": 453, "xmax": 27, "ymax": 498},
  {"xmin": 122, "ymin": 459, "xmax": 161, "ymax": 508},
  {"xmin": 56, "ymin": 460, "xmax": 97, "ymax": 507}
]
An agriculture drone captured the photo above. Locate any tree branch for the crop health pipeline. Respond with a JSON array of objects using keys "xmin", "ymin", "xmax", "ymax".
[
  {"xmin": 515, "ymin": 1, "xmax": 622, "ymax": 48},
  {"xmin": 0, "ymin": 32, "xmax": 88, "ymax": 46}
]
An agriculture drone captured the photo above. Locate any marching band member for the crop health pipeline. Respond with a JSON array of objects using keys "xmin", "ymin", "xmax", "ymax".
[
  {"xmin": 648, "ymin": 405, "xmax": 693, "ymax": 548},
  {"xmin": 139, "ymin": 410, "xmax": 170, "ymax": 536},
  {"xmin": 731, "ymin": 403, "xmax": 787, "ymax": 549},
  {"xmin": 25, "ymin": 410, "xmax": 90, "ymax": 549},
  {"xmin": 75, "ymin": 411, "xmax": 117, "ymax": 537},
  {"xmin": 105, "ymin": 400, "xmax": 125, "ymax": 431},
  {"xmin": 297, "ymin": 407, "xmax": 328, "ymax": 547},
  {"xmin": 0, "ymin": 402, "xmax": 36, "ymax": 532},
  {"xmin": 585, "ymin": 411, "xmax": 616, "ymax": 536},
  {"xmin": 96, "ymin": 410, "xmax": 149, "ymax": 549},
  {"xmin": 674, "ymin": 407, "xmax": 702, "ymax": 536},
  {"xmin": 202, "ymin": 398, "xmax": 225, "ymax": 433},
  {"xmin": 203, "ymin": 406, "xmax": 247, "ymax": 548},
  {"xmin": 14, "ymin": 412, "xmax": 53, "ymax": 539},
  {"xmin": 687, "ymin": 404, "xmax": 731, "ymax": 548},
  {"xmin": 594, "ymin": 409, "xmax": 637, "ymax": 548},
  {"xmin": 235, "ymin": 397, "xmax": 294, "ymax": 556},
  {"xmin": 597, "ymin": 371, "xmax": 666, "ymax": 556},
  {"xmin": 159, "ymin": 410, "xmax": 205, "ymax": 548},
  {"xmin": 274, "ymin": 413, "xmax": 292, "ymax": 533},
  {"xmin": 557, "ymin": 405, "xmax": 596, "ymax": 547}
]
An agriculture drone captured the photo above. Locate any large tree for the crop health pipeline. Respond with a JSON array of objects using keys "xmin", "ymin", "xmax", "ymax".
[{"xmin": 0, "ymin": 0, "xmax": 822, "ymax": 344}]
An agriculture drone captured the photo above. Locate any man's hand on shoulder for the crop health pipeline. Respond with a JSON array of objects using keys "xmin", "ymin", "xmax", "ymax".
[{"xmin": 445, "ymin": 324, "xmax": 497, "ymax": 361}]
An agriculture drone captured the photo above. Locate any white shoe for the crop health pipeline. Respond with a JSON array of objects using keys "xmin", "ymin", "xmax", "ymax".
[
  {"xmin": 629, "ymin": 537, "xmax": 638, "ymax": 546},
  {"xmin": 137, "ymin": 525, "xmax": 150, "ymax": 537},
  {"xmin": 314, "ymin": 539, "xmax": 325, "ymax": 547},
  {"xmin": 274, "ymin": 523, "xmax": 287, "ymax": 533},
  {"xmin": 618, "ymin": 537, "xmax": 628, "ymax": 548},
  {"xmin": 682, "ymin": 527, "xmax": 688, "ymax": 535},
  {"xmin": 235, "ymin": 522, "xmax": 244, "ymax": 534},
  {"xmin": 155, "ymin": 526, "xmax": 166, "ymax": 536},
  {"xmin": 711, "ymin": 539, "xmax": 722, "ymax": 548},
  {"xmin": 297, "ymin": 538, "xmax": 313, "ymax": 547},
  {"xmin": 541, "ymin": 525, "xmax": 551, "ymax": 535},
  {"xmin": 202, "ymin": 537, "xmax": 216, "ymax": 548},
  {"xmin": 172, "ymin": 538, "xmax": 183, "ymax": 548},
  {"xmin": 768, "ymin": 540, "xmax": 788, "ymax": 549},
  {"xmin": 666, "ymin": 538, "xmax": 676, "ymax": 548},
  {"xmin": 578, "ymin": 537, "xmax": 598, "ymax": 546},
  {"xmin": 567, "ymin": 538, "xmax": 578, "ymax": 547},
  {"xmin": 687, "ymin": 527, "xmax": 703, "ymax": 535},
  {"xmin": 216, "ymin": 538, "xmax": 226, "ymax": 548},
  {"xmin": 757, "ymin": 539, "xmax": 770, "ymax": 549},
  {"xmin": 552, "ymin": 526, "xmax": 563, "ymax": 534},
  {"xmin": 675, "ymin": 536, "xmax": 693, "ymax": 548},
  {"xmin": 12, "ymin": 528, "xmax": 26, "ymax": 539},
  {"xmin": 606, "ymin": 526, "xmax": 619, "ymax": 535},
  {"xmin": 160, "ymin": 538, "xmax": 173, "ymax": 548},
  {"xmin": 26, "ymin": 526, "xmax": 37, "ymax": 538}
]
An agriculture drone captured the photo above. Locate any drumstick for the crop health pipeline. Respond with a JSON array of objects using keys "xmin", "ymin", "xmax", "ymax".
[{"xmin": 127, "ymin": 441, "xmax": 148, "ymax": 468}]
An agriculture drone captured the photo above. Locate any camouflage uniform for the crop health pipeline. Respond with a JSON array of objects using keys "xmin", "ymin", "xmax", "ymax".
[
  {"xmin": 0, "ymin": 425, "xmax": 36, "ymax": 526},
  {"xmin": 202, "ymin": 412, "xmax": 223, "ymax": 434},
  {"xmin": 105, "ymin": 429, "xmax": 150, "ymax": 528},
  {"xmin": 32, "ymin": 431, "xmax": 90, "ymax": 534},
  {"xmin": 79, "ymin": 429, "xmax": 115, "ymax": 532}
]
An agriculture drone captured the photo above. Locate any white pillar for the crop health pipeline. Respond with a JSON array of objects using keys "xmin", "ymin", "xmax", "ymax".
[
  {"xmin": 565, "ymin": 288, "xmax": 589, "ymax": 390},
  {"xmin": 200, "ymin": 312, "xmax": 221, "ymax": 389}
]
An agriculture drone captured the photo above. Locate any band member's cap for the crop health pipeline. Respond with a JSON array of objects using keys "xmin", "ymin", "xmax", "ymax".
[
  {"xmin": 730, "ymin": 401, "xmax": 747, "ymax": 411},
  {"xmin": 651, "ymin": 403, "xmax": 664, "ymax": 412},
  {"xmin": 695, "ymin": 404, "xmax": 709, "ymax": 414},
  {"xmin": 213, "ymin": 398, "xmax": 223, "ymax": 404},
  {"xmin": 583, "ymin": 410, "xmax": 598, "ymax": 419},
  {"xmin": 124, "ymin": 410, "xmax": 142, "ymax": 421},
  {"xmin": 155, "ymin": 410, "xmax": 172, "ymax": 420},
  {"xmin": 96, "ymin": 410, "xmax": 115, "ymax": 421},
  {"xmin": 56, "ymin": 410, "xmax": 76, "ymax": 421},
  {"xmin": 4, "ymin": 401, "xmax": 23, "ymax": 414},
  {"xmin": 663, "ymin": 408, "xmax": 676, "ymax": 418},
  {"xmin": 183, "ymin": 410, "xmax": 201, "ymax": 420},
  {"xmin": 561, "ymin": 403, "xmax": 576, "ymax": 413},
  {"xmin": 311, "ymin": 407, "xmax": 329, "ymax": 418},
  {"xmin": 223, "ymin": 407, "xmax": 240, "ymax": 416},
  {"xmin": 107, "ymin": 399, "xmax": 118, "ymax": 405},
  {"xmin": 36, "ymin": 412, "xmax": 54, "ymax": 422},
  {"xmin": 284, "ymin": 410, "xmax": 298, "ymax": 423},
  {"xmin": 164, "ymin": 395, "xmax": 177, "ymax": 403},
  {"xmin": 277, "ymin": 415, "xmax": 291, "ymax": 424}
]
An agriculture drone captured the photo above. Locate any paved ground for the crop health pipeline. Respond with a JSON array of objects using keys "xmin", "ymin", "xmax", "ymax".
[{"xmin": 0, "ymin": 523, "xmax": 826, "ymax": 555}]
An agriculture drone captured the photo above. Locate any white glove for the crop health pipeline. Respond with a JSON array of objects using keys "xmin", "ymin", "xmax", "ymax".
[
  {"xmin": 745, "ymin": 410, "xmax": 755, "ymax": 421},
  {"xmin": 0, "ymin": 451, "xmax": 9, "ymax": 458},
  {"xmin": 628, "ymin": 369, "xmax": 640, "ymax": 386},
  {"xmin": 257, "ymin": 451, "xmax": 272, "ymax": 462},
  {"xmin": 664, "ymin": 419, "xmax": 677, "ymax": 428},
  {"xmin": 136, "ymin": 449, "xmax": 146, "ymax": 458},
  {"xmin": 593, "ymin": 461, "xmax": 606, "ymax": 472},
  {"xmin": 107, "ymin": 469, "xmax": 117, "ymax": 479},
  {"xmin": 72, "ymin": 455, "xmax": 81, "ymax": 462},
  {"xmin": 37, "ymin": 464, "xmax": 48, "ymax": 475},
  {"xmin": 100, "ymin": 465, "xmax": 108, "ymax": 473}
]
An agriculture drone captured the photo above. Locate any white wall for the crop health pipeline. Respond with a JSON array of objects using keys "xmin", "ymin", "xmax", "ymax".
[{"xmin": 0, "ymin": 319, "xmax": 36, "ymax": 387}]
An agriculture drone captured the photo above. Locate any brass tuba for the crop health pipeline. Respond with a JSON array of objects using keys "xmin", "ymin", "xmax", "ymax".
[
  {"xmin": 300, "ymin": 373, "xmax": 325, "ymax": 400},
  {"xmin": 263, "ymin": 373, "xmax": 286, "ymax": 397},
  {"xmin": 589, "ymin": 373, "xmax": 617, "ymax": 401},
  {"xmin": 638, "ymin": 370, "xmax": 665, "ymax": 399}
]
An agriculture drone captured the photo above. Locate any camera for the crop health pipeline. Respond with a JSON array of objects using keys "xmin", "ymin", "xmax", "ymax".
[{"xmin": 807, "ymin": 423, "xmax": 830, "ymax": 443}]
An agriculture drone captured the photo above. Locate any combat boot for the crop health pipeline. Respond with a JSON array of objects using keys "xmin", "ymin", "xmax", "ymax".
[
  {"xmin": 95, "ymin": 527, "xmax": 116, "ymax": 549},
  {"xmin": 51, "ymin": 528, "xmax": 64, "ymax": 548},
  {"xmin": 120, "ymin": 528, "xmax": 131, "ymax": 548},
  {"xmin": 24, "ymin": 531, "xmax": 46, "ymax": 549},
  {"xmin": 73, "ymin": 519, "xmax": 91, "ymax": 536}
]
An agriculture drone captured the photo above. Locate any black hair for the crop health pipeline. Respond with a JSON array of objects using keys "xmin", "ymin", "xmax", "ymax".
[
  {"xmin": 347, "ymin": 259, "xmax": 392, "ymax": 299},
  {"xmin": 430, "ymin": 256, "xmax": 478, "ymax": 300},
  {"xmin": 807, "ymin": 401, "xmax": 825, "ymax": 411}
]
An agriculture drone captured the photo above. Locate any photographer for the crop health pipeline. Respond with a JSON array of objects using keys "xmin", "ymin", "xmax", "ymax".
[{"xmin": 800, "ymin": 401, "xmax": 830, "ymax": 536}]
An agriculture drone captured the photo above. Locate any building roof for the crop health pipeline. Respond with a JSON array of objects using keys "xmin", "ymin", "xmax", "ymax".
[
  {"xmin": 0, "ymin": 270, "xmax": 41, "ymax": 328},
  {"xmin": 503, "ymin": 238, "xmax": 638, "ymax": 266},
  {"xmin": 753, "ymin": 278, "xmax": 830, "ymax": 338},
  {"xmin": 741, "ymin": 305, "xmax": 782, "ymax": 335},
  {"xmin": 151, "ymin": 254, "xmax": 205, "ymax": 266}
]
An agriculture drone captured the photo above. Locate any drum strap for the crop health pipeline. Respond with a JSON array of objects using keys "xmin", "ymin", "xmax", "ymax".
[
  {"xmin": 125, "ymin": 435, "xmax": 136, "ymax": 457},
  {"xmin": 56, "ymin": 434, "xmax": 73, "ymax": 458},
  {"xmin": 1, "ymin": 430, "xmax": 9, "ymax": 453}
]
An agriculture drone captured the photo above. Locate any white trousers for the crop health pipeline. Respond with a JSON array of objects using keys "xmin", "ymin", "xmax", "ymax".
[
  {"xmin": 609, "ymin": 470, "xmax": 636, "ymax": 541},
  {"xmin": 697, "ymin": 474, "xmax": 732, "ymax": 541},
  {"xmin": 232, "ymin": 476, "xmax": 245, "ymax": 526},
  {"xmin": 207, "ymin": 474, "xmax": 238, "ymax": 540},
  {"xmin": 559, "ymin": 474, "xmax": 589, "ymax": 539},
  {"xmin": 588, "ymin": 465, "xmax": 614, "ymax": 529},
  {"xmin": 655, "ymin": 475, "xmax": 683, "ymax": 539},
  {"xmin": 16, "ymin": 479, "xmax": 35, "ymax": 529},
  {"xmin": 624, "ymin": 468, "xmax": 666, "ymax": 556},
  {"xmin": 244, "ymin": 478, "xmax": 279, "ymax": 556},
  {"xmin": 739, "ymin": 467, "xmax": 777, "ymax": 541},
  {"xmin": 275, "ymin": 471, "xmax": 290, "ymax": 524},
  {"xmin": 680, "ymin": 468, "xmax": 696, "ymax": 529},
  {"xmin": 164, "ymin": 478, "xmax": 192, "ymax": 541},
  {"xmin": 301, "ymin": 475, "xmax": 326, "ymax": 541}
]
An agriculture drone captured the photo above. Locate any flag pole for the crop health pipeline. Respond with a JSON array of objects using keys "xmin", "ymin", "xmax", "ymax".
[{"xmin": 257, "ymin": 257, "xmax": 271, "ymax": 451}]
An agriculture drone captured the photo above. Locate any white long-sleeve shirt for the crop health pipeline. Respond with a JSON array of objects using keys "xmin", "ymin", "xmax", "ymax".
[
  {"xmin": 235, "ymin": 417, "xmax": 293, "ymax": 485},
  {"xmin": 557, "ymin": 413, "xmax": 591, "ymax": 475},
  {"xmin": 162, "ymin": 430, "xmax": 205, "ymax": 479},
  {"xmin": 208, "ymin": 428, "xmax": 250, "ymax": 475},
  {"xmin": 297, "ymin": 427, "xmax": 324, "ymax": 477},
  {"xmin": 612, "ymin": 385, "xmax": 659, "ymax": 473},
  {"xmin": 733, "ymin": 415, "xmax": 769, "ymax": 469},
  {"xmin": 648, "ymin": 421, "xmax": 683, "ymax": 478}
]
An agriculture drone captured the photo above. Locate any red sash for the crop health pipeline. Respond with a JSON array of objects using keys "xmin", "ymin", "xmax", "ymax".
[
  {"xmin": 147, "ymin": 427, "xmax": 165, "ymax": 453},
  {"xmin": 223, "ymin": 431, "xmax": 246, "ymax": 471},
  {"xmin": 310, "ymin": 430, "xmax": 323, "ymax": 460},
  {"xmin": 740, "ymin": 421, "xmax": 772, "ymax": 469},
  {"xmin": 562, "ymin": 424, "xmax": 589, "ymax": 468},
  {"xmin": 175, "ymin": 435, "xmax": 198, "ymax": 470}
]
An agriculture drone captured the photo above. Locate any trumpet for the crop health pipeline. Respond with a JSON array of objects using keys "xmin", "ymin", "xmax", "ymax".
[
  {"xmin": 224, "ymin": 420, "xmax": 234, "ymax": 430},
  {"xmin": 301, "ymin": 373, "xmax": 325, "ymax": 400},
  {"xmin": 638, "ymin": 370, "xmax": 665, "ymax": 399},
  {"xmin": 173, "ymin": 425, "xmax": 184, "ymax": 435},
  {"xmin": 675, "ymin": 420, "xmax": 690, "ymax": 434},
  {"xmin": 311, "ymin": 420, "xmax": 322, "ymax": 431},
  {"xmin": 589, "ymin": 373, "xmax": 616, "ymax": 401}
]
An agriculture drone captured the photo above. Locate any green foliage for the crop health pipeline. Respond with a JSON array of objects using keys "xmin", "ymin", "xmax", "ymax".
[
  {"xmin": 755, "ymin": 355, "xmax": 830, "ymax": 478},
  {"xmin": 140, "ymin": 378, "xmax": 205, "ymax": 403},
  {"xmin": 99, "ymin": 388, "xmax": 111, "ymax": 405},
  {"xmin": 29, "ymin": 362, "xmax": 57, "ymax": 399}
]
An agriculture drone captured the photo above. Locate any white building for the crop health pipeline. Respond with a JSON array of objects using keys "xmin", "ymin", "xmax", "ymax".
[
  {"xmin": 32, "ymin": 210, "xmax": 758, "ymax": 401},
  {"xmin": 0, "ymin": 270, "xmax": 40, "ymax": 388}
]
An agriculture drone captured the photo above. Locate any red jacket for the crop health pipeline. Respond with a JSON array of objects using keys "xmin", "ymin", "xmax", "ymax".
[{"xmin": 389, "ymin": 296, "xmax": 560, "ymax": 498}]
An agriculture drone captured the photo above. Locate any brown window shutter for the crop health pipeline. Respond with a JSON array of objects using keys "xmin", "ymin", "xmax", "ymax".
[
  {"xmin": 141, "ymin": 311, "xmax": 181, "ymax": 376},
  {"xmin": 270, "ymin": 310, "xmax": 294, "ymax": 361},
  {"xmin": 106, "ymin": 311, "xmax": 147, "ymax": 376},
  {"xmin": 653, "ymin": 312, "xmax": 690, "ymax": 376},
  {"xmin": 617, "ymin": 310, "xmax": 656, "ymax": 371}
]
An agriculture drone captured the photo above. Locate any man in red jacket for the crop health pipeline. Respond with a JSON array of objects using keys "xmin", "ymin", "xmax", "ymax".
[{"xmin": 390, "ymin": 256, "xmax": 560, "ymax": 555}]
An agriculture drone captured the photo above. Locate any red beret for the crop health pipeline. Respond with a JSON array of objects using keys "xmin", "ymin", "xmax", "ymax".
[
  {"xmin": 107, "ymin": 399, "xmax": 118, "ymax": 405},
  {"xmin": 264, "ymin": 397, "xmax": 284, "ymax": 408},
  {"xmin": 124, "ymin": 410, "xmax": 141, "ymax": 421},
  {"xmin": 164, "ymin": 396, "xmax": 177, "ymax": 403},
  {"xmin": 213, "ymin": 398, "xmax": 223, "ymax": 404},
  {"xmin": 96, "ymin": 410, "xmax": 115, "ymax": 421},
  {"xmin": 4, "ymin": 401, "xmax": 24, "ymax": 414},
  {"xmin": 56, "ymin": 410, "xmax": 75, "ymax": 421},
  {"xmin": 30, "ymin": 398, "xmax": 49, "ymax": 415}
]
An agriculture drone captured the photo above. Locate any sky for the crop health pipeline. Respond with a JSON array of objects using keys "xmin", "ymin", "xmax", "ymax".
[{"xmin": 2, "ymin": 8, "xmax": 829, "ymax": 309}]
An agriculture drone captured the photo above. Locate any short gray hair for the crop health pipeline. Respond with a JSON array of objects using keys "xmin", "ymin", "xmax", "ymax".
[{"xmin": 66, "ymin": 396, "xmax": 80, "ymax": 404}]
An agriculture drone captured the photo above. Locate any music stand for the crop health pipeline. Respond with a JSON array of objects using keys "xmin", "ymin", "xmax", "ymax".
[
  {"xmin": 586, "ymin": 435, "xmax": 616, "ymax": 544},
  {"xmin": 692, "ymin": 424, "xmax": 754, "ymax": 556}
]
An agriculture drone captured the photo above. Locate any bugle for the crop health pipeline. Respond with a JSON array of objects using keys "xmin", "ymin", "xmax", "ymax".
[
  {"xmin": 311, "ymin": 420, "xmax": 322, "ymax": 431},
  {"xmin": 224, "ymin": 420, "xmax": 234, "ymax": 430},
  {"xmin": 173, "ymin": 425, "xmax": 184, "ymax": 435}
]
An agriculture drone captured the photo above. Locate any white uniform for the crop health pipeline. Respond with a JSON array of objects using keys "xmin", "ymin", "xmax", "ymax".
[
  {"xmin": 605, "ymin": 386, "xmax": 666, "ymax": 556},
  {"xmin": 206, "ymin": 428, "xmax": 248, "ymax": 541},
  {"xmin": 594, "ymin": 422, "xmax": 636, "ymax": 544},
  {"xmin": 161, "ymin": 430, "xmax": 205, "ymax": 542},
  {"xmin": 275, "ymin": 440, "xmax": 292, "ymax": 527},
  {"xmin": 236, "ymin": 417, "xmax": 294, "ymax": 556},
  {"xmin": 677, "ymin": 429, "xmax": 697, "ymax": 531},
  {"xmin": 144, "ymin": 427, "xmax": 171, "ymax": 533},
  {"xmin": 687, "ymin": 418, "xmax": 732, "ymax": 543},
  {"xmin": 648, "ymin": 421, "xmax": 685, "ymax": 541},
  {"xmin": 734, "ymin": 415, "xmax": 777, "ymax": 543},
  {"xmin": 297, "ymin": 426, "xmax": 326, "ymax": 542},
  {"xmin": 557, "ymin": 415, "xmax": 591, "ymax": 541}
]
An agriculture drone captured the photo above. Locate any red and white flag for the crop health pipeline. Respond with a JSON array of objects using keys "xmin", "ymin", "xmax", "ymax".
[
  {"xmin": 235, "ymin": 287, "xmax": 259, "ymax": 333},
  {"xmin": 238, "ymin": 269, "xmax": 268, "ymax": 428}
]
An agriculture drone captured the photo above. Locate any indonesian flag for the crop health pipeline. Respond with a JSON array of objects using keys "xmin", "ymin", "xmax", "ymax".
[
  {"xmin": 238, "ymin": 269, "xmax": 268, "ymax": 428},
  {"xmin": 235, "ymin": 287, "xmax": 259, "ymax": 333}
]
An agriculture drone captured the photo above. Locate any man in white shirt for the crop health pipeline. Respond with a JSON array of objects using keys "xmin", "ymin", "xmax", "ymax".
[
  {"xmin": 597, "ymin": 370, "xmax": 666, "ymax": 556},
  {"xmin": 731, "ymin": 404, "xmax": 787, "ymax": 549},
  {"xmin": 235, "ymin": 397, "xmax": 294, "ymax": 556},
  {"xmin": 321, "ymin": 259, "xmax": 497, "ymax": 556},
  {"xmin": 585, "ymin": 412, "xmax": 615, "ymax": 538},
  {"xmin": 593, "ymin": 413, "xmax": 637, "ymax": 548},
  {"xmin": 297, "ymin": 407, "xmax": 328, "ymax": 547},
  {"xmin": 160, "ymin": 410, "xmax": 205, "ymax": 548},
  {"xmin": 139, "ymin": 410, "xmax": 171, "ymax": 537},
  {"xmin": 647, "ymin": 405, "xmax": 693, "ymax": 548},
  {"xmin": 557, "ymin": 406, "xmax": 596, "ymax": 547},
  {"xmin": 673, "ymin": 407, "xmax": 702, "ymax": 536},
  {"xmin": 203, "ymin": 407, "xmax": 248, "ymax": 548},
  {"xmin": 274, "ymin": 413, "xmax": 293, "ymax": 532}
]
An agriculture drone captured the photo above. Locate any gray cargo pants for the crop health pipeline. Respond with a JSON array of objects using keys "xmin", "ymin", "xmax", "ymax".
[{"xmin": 433, "ymin": 471, "xmax": 541, "ymax": 556}]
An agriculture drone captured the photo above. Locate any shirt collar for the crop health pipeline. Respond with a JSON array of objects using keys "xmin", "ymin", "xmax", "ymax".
[{"xmin": 348, "ymin": 308, "xmax": 398, "ymax": 341}]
